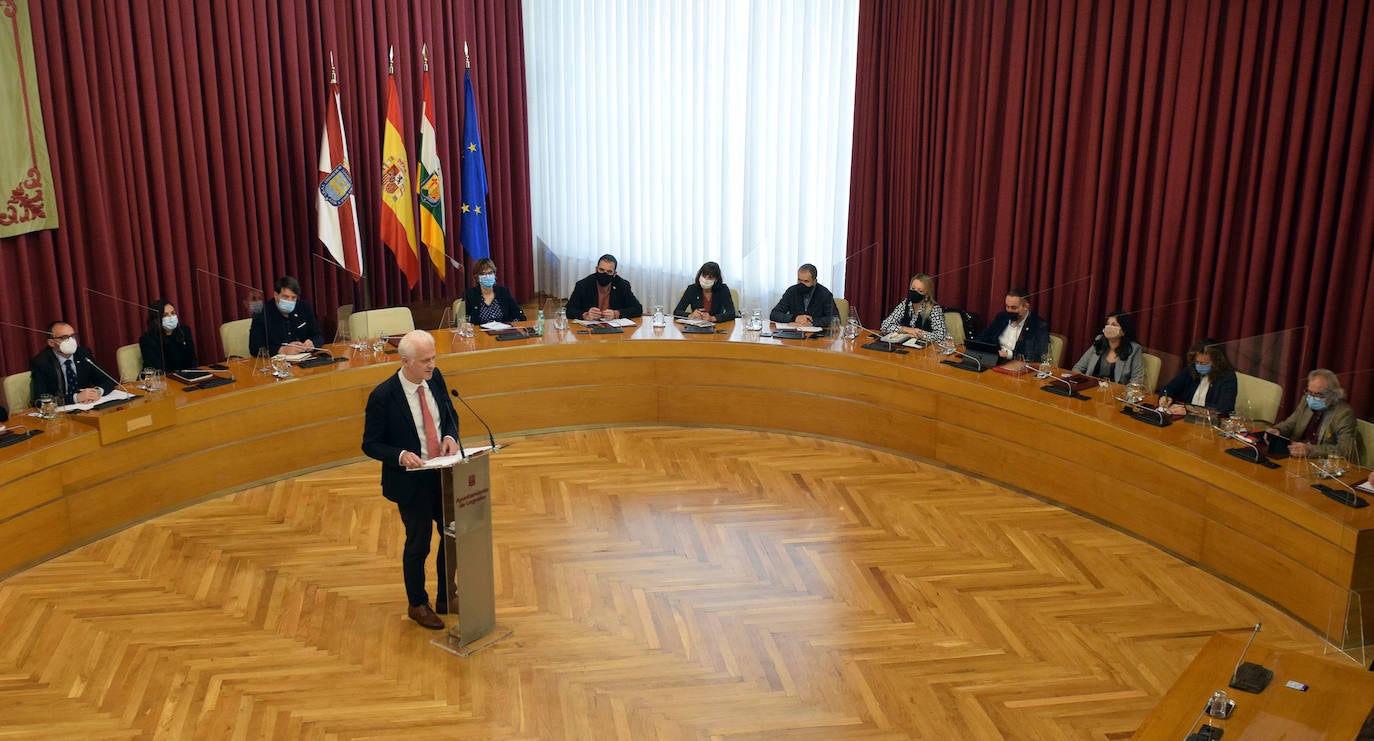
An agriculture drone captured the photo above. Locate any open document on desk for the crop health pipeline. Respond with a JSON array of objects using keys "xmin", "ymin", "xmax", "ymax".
[
  {"xmin": 57, "ymin": 388, "xmax": 137, "ymax": 413},
  {"xmin": 574, "ymin": 318, "xmax": 637, "ymax": 327}
]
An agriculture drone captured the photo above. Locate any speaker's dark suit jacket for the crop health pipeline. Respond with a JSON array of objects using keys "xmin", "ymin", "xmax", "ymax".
[
  {"xmin": 361, "ymin": 371, "xmax": 461, "ymax": 507},
  {"xmin": 29, "ymin": 346, "xmax": 116, "ymax": 405}
]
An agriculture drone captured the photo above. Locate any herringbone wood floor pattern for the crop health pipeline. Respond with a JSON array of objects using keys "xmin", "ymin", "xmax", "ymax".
[{"xmin": 0, "ymin": 427, "xmax": 1328, "ymax": 739}]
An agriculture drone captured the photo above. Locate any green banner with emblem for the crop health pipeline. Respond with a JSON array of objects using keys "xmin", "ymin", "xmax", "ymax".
[{"xmin": 0, "ymin": 0, "xmax": 57, "ymax": 237}]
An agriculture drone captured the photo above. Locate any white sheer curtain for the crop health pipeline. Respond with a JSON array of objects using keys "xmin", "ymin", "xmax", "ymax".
[{"xmin": 524, "ymin": 0, "xmax": 860, "ymax": 317}]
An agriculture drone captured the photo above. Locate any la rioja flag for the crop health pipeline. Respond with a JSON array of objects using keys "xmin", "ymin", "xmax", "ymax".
[{"xmin": 316, "ymin": 56, "xmax": 363, "ymax": 280}]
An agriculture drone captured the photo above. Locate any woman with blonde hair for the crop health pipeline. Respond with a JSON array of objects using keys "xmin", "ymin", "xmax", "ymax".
[{"xmin": 879, "ymin": 273, "xmax": 946, "ymax": 341}]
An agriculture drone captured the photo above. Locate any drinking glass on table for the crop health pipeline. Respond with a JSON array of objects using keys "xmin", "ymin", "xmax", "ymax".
[{"xmin": 38, "ymin": 394, "xmax": 56, "ymax": 420}]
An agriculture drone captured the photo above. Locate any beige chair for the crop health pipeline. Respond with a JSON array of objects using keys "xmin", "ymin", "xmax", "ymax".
[
  {"xmin": 730, "ymin": 289, "xmax": 740, "ymax": 318},
  {"xmin": 1357, "ymin": 418, "xmax": 1374, "ymax": 468},
  {"xmin": 1047, "ymin": 333, "xmax": 1066, "ymax": 368},
  {"xmin": 348, "ymin": 307, "xmax": 415, "ymax": 341},
  {"xmin": 1141, "ymin": 352, "xmax": 1162, "ymax": 391},
  {"xmin": 1235, "ymin": 372, "xmax": 1283, "ymax": 425},
  {"xmin": 115, "ymin": 343, "xmax": 144, "ymax": 383},
  {"xmin": 943, "ymin": 312, "xmax": 966, "ymax": 345},
  {"xmin": 833, "ymin": 297, "xmax": 850, "ymax": 326},
  {"xmin": 4, "ymin": 371, "xmax": 31, "ymax": 411},
  {"xmin": 220, "ymin": 318, "xmax": 253, "ymax": 359},
  {"xmin": 336, "ymin": 304, "xmax": 353, "ymax": 341},
  {"xmin": 450, "ymin": 298, "xmax": 467, "ymax": 328}
]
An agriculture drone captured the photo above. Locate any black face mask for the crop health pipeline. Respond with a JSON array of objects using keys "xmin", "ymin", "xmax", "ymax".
[
  {"xmin": 595, "ymin": 272, "xmax": 614, "ymax": 286},
  {"xmin": 909, "ymin": 290, "xmax": 925, "ymax": 304}
]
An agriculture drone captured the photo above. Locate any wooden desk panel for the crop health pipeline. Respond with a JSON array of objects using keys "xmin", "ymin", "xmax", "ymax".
[{"xmin": 0, "ymin": 322, "xmax": 1369, "ymax": 642}]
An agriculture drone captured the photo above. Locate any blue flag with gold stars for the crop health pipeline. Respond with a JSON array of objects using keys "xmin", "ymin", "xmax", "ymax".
[{"xmin": 459, "ymin": 69, "xmax": 490, "ymax": 261}]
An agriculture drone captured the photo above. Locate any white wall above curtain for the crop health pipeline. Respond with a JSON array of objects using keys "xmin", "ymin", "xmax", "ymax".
[{"xmin": 524, "ymin": 0, "xmax": 860, "ymax": 318}]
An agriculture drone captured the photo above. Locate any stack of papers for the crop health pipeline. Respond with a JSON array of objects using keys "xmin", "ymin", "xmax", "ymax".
[
  {"xmin": 480, "ymin": 321, "xmax": 512, "ymax": 330},
  {"xmin": 274, "ymin": 351, "xmax": 312, "ymax": 362},
  {"xmin": 574, "ymin": 318, "xmax": 637, "ymax": 327},
  {"xmin": 676, "ymin": 318, "xmax": 713, "ymax": 327},
  {"xmin": 774, "ymin": 324, "xmax": 824, "ymax": 333}
]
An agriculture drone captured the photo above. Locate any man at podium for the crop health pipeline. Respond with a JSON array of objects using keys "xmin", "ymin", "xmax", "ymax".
[{"xmin": 361, "ymin": 330, "xmax": 462, "ymax": 630}]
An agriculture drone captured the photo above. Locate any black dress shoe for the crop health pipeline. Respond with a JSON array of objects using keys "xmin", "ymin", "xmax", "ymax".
[{"xmin": 407, "ymin": 604, "xmax": 444, "ymax": 630}]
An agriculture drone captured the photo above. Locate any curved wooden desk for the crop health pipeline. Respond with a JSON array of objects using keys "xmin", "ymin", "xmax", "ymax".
[{"xmin": 2, "ymin": 321, "xmax": 1370, "ymax": 640}]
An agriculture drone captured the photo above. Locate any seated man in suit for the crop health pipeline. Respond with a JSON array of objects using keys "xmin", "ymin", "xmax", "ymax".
[
  {"xmin": 361, "ymin": 330, "xmax": 461, "ymax": 630},
  {"xmin": 565, "ymin": 254, "xmax": 643, "ymax": 321},
  {"xmin": 249, "ymin": 275, "xmax": 325, "ymax": 356},
  {"xmin": 974, "ymin": 287, "xmax": 1050, "ymax": 362},
  {"xmin": 30, "ymin": 320, "xmax": 116, "ymax": 405},
  {"xmin": 1267, "ymin": 369, "xmax": 1359, "ymax": 460},
  {"xmin": 769, "ymin": 263, "xmax": 836, "ymax": 327}
]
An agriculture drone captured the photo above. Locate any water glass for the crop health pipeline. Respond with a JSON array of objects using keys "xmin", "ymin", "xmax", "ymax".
[
  {"xmin": 38, "ymin": 394, "xmax": 56, "ymax": 419},
  {"xmin": 458, "ymin": 320, "xmax": 475, "ymax": 338},
  {"xmin": 139, "ymin": 367, "xmax": 155, "ymax": 390},
  {"xmin": 555, "ymin": 306, "xmax": 568, "ymax": 331},
  {"xmin": 938, "ymin": 336, "xmax": 956, "ymax": 356},
  {"xmin": 1037, "ymin": 354, "xmax": 1053, "ymax": 379},
  {"xmin": 1324, "ymin": 453, "xmax": 1347, "ymax": 478},
  {"xmin": 845, "ymin": 316, "xmax": 860, "ymax": 340},
  {"xmin": 748, "ymin": 308, "xmax": 763, "ymax": 331},
  {"xmin": 652, "ymin": 305, "xmax": 666, "ymax": 327},
  {"xmin": 1126, "ymin": 382, "xmax": 1145, "ymax": 404}
]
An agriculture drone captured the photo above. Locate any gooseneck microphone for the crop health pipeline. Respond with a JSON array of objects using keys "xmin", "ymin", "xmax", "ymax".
[
  {"xmin": 1228, "ymin": 622, "xmax": 1273, "ymax": 693},
  {"xmin": 450, "ymin": 387, "xmax": 498, "ymax": 452},
  {"xmin": 1118, "ymin": 396, "xmax": 1170, "ymax": 427},
  {"xmin": 82, "ymin": 357, "xmax": 135, "ymax": 399},
  {"xmin": 948, "ymin": 347, "xmax": 984, "ymax": 371}
]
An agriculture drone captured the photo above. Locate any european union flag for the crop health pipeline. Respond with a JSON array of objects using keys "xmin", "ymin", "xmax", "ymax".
[{"xmin": 459, "ymin": 69, "xmax": 491, "ymax": 261}]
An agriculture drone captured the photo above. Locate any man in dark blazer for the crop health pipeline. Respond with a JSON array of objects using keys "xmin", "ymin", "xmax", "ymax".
[
  {"xmin": 361, "ymin": 330, "xmax": 462, "ymax": 630},
  {"xmin": 29, "ymin": 320, "xmax": 117, "ymax": 405},
  {"xmin": 974, "ymin": 287, "xmax": 1051, "ymax": 363},
  {"xmin": 565, "ymin": 253, "xmax": 644, "ymax": 320},
  {"xmin": 248, "ymin": 275, "xmax": 325, "ymax": 357},
  {"xmin": 769, "ymin": 263, "xmax": 836, "ymax": 327}
]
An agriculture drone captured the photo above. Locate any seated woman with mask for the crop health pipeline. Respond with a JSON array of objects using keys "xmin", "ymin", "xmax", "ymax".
[
  {"xmin": 1158, "ymin": 339, "xmax": 1238, "ymax": 416},
  {"xmin": 672, "ymin": 261, "xmax": 737, "ymax": 323},
  {"xmin": 879, "ymin": 273, "xmax": 947, "ymax": 341},
  {"xmin": 1071, "ymin": 311, "xmax": 1144, "ymax": 385},
  {"xmin": 139, "ymin": 298, "xmax": 198, "ymax": 372},
  {"xmin": 464, "ymin": 258, "xmax": 527, "ymax": 325}
]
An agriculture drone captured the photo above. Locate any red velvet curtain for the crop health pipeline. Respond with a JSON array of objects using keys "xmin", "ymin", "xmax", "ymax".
[
  {"xmin": 847, "ymin": 0, "xmax": 1374, "ymax": 417},
  {"xmin": 0, "ymin": 0, "xmax": 532, "ymax": 379}
]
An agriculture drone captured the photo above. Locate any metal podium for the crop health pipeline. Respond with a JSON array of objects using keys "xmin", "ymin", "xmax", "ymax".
[{"xmin": 433, "ymin": 445, "xmax": 512, "ymax": 656}]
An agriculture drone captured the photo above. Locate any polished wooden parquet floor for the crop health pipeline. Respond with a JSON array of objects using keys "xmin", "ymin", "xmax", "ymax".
[{"xmin": 0, "ymin": 427, "xmax": 1337, "ymax": 739}]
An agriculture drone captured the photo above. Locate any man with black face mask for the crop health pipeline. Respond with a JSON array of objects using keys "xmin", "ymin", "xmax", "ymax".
[
  {"xmin": 769, "ymin": 263, "xmax": 836, "ymax": 327},
  {"xmin": 29, "ymin": 320, "xmax": 116, "ymax": 405},
  {"xmin": 565, "ymin": 254, "xmax": 644, "ymax": 321}
]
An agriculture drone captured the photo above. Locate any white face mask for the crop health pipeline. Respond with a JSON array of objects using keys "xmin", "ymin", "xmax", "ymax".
[
  {"xmin": 699, "ymin": 277, "xmax": 716, "ymax": 290},
  {"xmin": 1102, "ymin": 324, "xmax": 1121, "ymax": 339},
  {"xmin": 57, "ymin": 337, "xmax": 78, "ymax": 356},
  {"xmin": 162, "ymin": 315, "xmax": 179, "ymax": 332}
]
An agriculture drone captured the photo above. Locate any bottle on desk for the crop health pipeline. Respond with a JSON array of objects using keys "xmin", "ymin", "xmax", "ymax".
[{"xmin": 535, "ymin": 309, "xmax": 545, "ymax": 336}]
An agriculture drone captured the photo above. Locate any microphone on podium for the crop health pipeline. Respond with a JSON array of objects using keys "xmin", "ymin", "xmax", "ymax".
[
  {"xmin": 82, "ymin": 356, "xmax": 136, "ymax": 402},
  {"xmin": 1117, "ymin": 395, "xmax": 1171, "ymax": 427},
  {"xmin": 450, "ymin": 387, "xmax": 498, "ymax": 454},
  {"xmin": 1307, "ymin": 462, "xmax": 1370, "ymax": 508}
]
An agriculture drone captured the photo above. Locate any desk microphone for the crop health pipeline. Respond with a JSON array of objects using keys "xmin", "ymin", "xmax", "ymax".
[
  {"xmin": 945, "ymin": 348, "xmax": 983, "ymax": 371},
  {"xmin": 1228, "ymin": 622, "xmax": 1273, "ymax": 693},
  {"xmin": 1117, "ymin": 397, "xmax": 1170, "ymax": 427},
  {"xmin": 1216, "ymin": 428, "xmax": 1279, "ymax": 468},
  {"xmin": 1307, "ymin": 462, "xmax": 1369, "ymax": 508},
  {"xmin": 83, "ymin": 356, "xmax": 136, "ymax": 399},
  {"xmin": 450, "ymin": 387, "xmax": 498, "ymax": 453}
]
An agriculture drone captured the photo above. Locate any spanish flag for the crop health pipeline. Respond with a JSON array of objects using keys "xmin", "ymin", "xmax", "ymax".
[
  {"xmin": 416, "ymin": 47, "xmax": 446, "ymax": 280},
  {"xmin": 380, "ymin": 48, "xmax": 420, "ymax": 288}
]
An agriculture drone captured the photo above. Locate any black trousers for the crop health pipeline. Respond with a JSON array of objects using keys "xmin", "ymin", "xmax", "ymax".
[{"xmin": 397, "ymin": 489, "xmax": 448, "ymax": 608}]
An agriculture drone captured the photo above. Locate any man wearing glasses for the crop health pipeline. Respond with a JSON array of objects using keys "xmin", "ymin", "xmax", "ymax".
[
  {"xmin": 1267, "ymin": 369, "xmax": 1359, "ymax": 460},
  {"xmin": 565, "ymin": 253, "xmax": 643, "ymax": 321},
  {"xmin": 29, "ymin": 320, "xmax": 116, "ymax": 405}
]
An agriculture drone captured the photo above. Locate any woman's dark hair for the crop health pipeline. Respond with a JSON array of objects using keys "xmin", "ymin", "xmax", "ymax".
[
  {"xmin": 1094, "ymin": 310, "xmax": 1137, "ymax": 358},
  {"xmin": 1187, "ymin": 338, "xmax": 1235, "ymax": 380},
  {"xmin": 696, "ymin": 261, "xmax": 722, "ymax": 282},
  {"xmin": 147, "ymin": 298, "xmax": 177, "ymax": 335}
]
